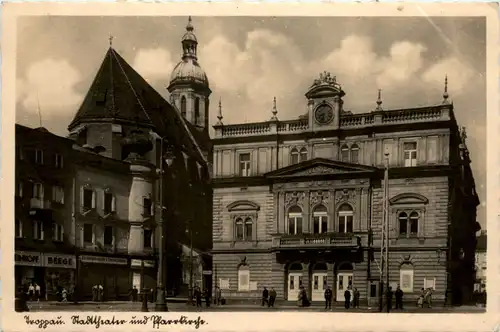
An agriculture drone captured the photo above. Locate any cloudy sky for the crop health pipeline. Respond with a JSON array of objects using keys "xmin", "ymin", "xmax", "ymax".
[{"xmin": 15, "ymin": 16, "xmax": 486, "ymax": 227}]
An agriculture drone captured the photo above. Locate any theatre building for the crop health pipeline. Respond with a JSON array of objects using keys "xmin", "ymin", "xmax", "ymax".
[
  {"xmin": 211, "ymin": 72, "xmax": 480, "ymax": 305},
  {"xmin": 15, "ymin": 125, "xmax": 78, "ymax": 300}
]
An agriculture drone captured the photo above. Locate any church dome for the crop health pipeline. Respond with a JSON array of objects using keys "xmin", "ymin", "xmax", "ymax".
[
  {"xmin": 168, "ymin": 16, "xmax": 209, "ymax": 88},
  {"xmin": 170, "ymin": 58, "xmax": 209, "ymax": 87}
]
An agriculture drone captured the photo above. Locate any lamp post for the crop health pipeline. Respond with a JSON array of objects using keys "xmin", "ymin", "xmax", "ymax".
[
  {"xmin": 383, "ymin": 152, "xmax": 390, "ymax": 313},
  {"xmin": 155, "ymin": 138, "xmax": 175, "ymax": 312}
]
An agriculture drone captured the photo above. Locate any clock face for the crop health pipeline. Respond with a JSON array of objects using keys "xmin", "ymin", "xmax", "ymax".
[{"xmin": 314, "ymin": 105, "xmax": 334, "ymax": 125}]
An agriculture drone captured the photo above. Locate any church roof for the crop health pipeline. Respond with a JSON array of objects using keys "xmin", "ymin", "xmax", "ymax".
[{"xmin": 68, "ymin": 46, "xmax": 208, "ymax": 165}]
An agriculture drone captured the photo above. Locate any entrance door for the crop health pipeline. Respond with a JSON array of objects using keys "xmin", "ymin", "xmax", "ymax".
[
  {"xmin": 287, "ymin": 273, "xmax": 303, "ymax": 301},
  {"xmin": 311, "ymin": 272, "xmax": 327, "ymax": 301},
  {"xmin": 336, "ymin": 273, "xmax": 353, "ymax": 302}
]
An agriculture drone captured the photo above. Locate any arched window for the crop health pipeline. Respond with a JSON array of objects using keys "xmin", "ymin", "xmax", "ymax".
[
  {"xmin": 287, "ymin": 206, "xmax": 303, "ymax": 235},
  {"xmin": 341, "ymin": 144, "xmax": 349, "ymax": 162},
  {"xmin": 313, "ymin": 205, "xmax": 328, "ymax": 234},
  {"xmin": 235, "ymin": 217, "xmax": 253, "ymax": 241},
  {"xmin": 180, "ymin": 96, "xmax": 187, "ymax": 118},
  {"xmin": 299, "ymin": 147, "xmax": 308, "ymax": 162},
  {"xmin": 398, "ymin": 211, "xmax": 419, "ymax": 237},
  {"xmin": 338, "ymin": 204, "xmax": 353, "ymax": 233},
  {"xmin": 238, "ymin": 264, "xmax": 250, "ymax": 291},
  {"xmin": 399, "ymin": 264, "xmax": 414, "ymax": 293},
  {"xmin": 350, "ymin": 144, "xmax": 359, "ymax": 163},
  {"xmin": 244, "ymin": 217, "xmax": 253, "ymax": 241},
  {"xmin": 290, "ymin": 148, "xmax": 299, "ymax": 165},
  {"xmin": 194, "ymin": 98, "xmax": 200, "ymax": 125}
]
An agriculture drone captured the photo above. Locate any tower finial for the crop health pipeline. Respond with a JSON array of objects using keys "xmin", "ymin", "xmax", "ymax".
[
  {"xmin": 376, "ymin": 89, "xmax": 383, "ymax": 110},
  {"xmin": 442, "ymin": 74, "xmax": 450, "ymax": 104},
  {"xmin": 271, "ymin": 96, "xmax": 278, "ymax": 120},
  {"xmin": 109, "ymin": 34, "xmax": 114, "ymax": 48},
  {"xmin": 216, "ymin": 97, "xmax": 223, "ymax": 125},
  {"xmin": 186, "ymin": 16, "xmax": 194, "ymax": 32}
]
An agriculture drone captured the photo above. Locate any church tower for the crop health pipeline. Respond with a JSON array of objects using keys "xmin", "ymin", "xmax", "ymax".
[{"xmin": 168, "ymin": 17, "xmax": 212, "ymax": 132}]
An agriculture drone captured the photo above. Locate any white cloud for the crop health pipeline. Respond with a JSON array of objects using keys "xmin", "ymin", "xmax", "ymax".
[
  {"xmin": 422, "ymin": 57, "xmax": 475, "ymax": 93},
  {"xmin": 17, "ymin": 58, "xmax": 83, "ymax": 117},
  {"xmin": 132, "ymin": 48, "xmax": 174, "ymax": 85}
]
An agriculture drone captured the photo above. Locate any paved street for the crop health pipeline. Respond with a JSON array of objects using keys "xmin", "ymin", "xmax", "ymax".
[{"xmin": 26, "ymin": 301, "xmax": 486, "ymax": 313}]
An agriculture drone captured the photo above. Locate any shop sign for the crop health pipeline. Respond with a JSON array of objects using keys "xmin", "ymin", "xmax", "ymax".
[
  {"xmin": 44, "ymin": 254, "xmax": 76, "ymax": 269},
  {"xmin": 15, "ymin": 251, "xmax": 42, "ymax": 266},
  {"xmin": 202, "ymin": 270, "xmax": 212, "ymax": 275},
  {"xmin": 131, "ymin": 259, "xmax": 155, "ymax": 268},
  {"xmin": 79, "ymin": 255, "xmax": 128, "ymax": 265}
]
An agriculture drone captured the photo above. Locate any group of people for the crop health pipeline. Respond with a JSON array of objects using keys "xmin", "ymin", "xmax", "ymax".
[
  {"xmin": 261, "ymin": 287, "xmax": 277, "ymax": 307},
  {"xmin": 193, "ymin": 285, "xmax": 212, "ymax": 308}
]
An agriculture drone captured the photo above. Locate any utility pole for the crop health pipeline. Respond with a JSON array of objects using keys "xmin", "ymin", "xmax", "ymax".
[
  {"xmin": 379, "ymin": 151, "xmax": 390, "ymax": 312},
  {"xmin": 384, "ymin": 152, "xmax": 390, "ymax": 313}
]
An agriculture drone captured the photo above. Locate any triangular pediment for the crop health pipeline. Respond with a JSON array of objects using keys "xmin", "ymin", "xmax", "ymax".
[{"xmin": 265, "ymin": 158, "xmax": 379, "ymax": 178}]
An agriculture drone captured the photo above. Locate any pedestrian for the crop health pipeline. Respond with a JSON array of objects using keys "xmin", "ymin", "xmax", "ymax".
[
  {"xmin": 132, "ymin": 286, "xmax": 138, "ymax": 302},
  {"xmin": 214, "ymin": 286, "xmax": 221, "ymax": 305},
  {"xmin": 386, "ymin": 286, "xmax": 393, "ymax": 312},
  {"xmin": 34, "ymin": 283, "xmax": 41, "ymax": 302},
  {"xmin": 261, "ymin": 287, "xmax": 269, "ymax": 307},
  {"xmin": 300, "ymin": 286, "xmax": 310, "ymax": 307},
  {"xmin": 98, "ymin": 284, "xmax": 104, "ymax": 302},
  {"xmin": 324, "ymin": 286, "xmax": 332, "ymax": 310},
  {"xmin": 353, "ymin": 287, "xmax": 360, "ymax": 308},
  {"xmin": 344, "ymin": 289, "xmax": 351, "ymax": 309},
  {"xmin": 195, "ymin": 287, "xmax": 202, "ymax": 308},
  {"xmin": 92, "ymin": 285, "xmax": 97, "ymax": 301},
  {"xmin": 61, "ymin": 288, "xmax": 68, "ymax": 302},
  {"xmin": 395, "ymin": 285, "xmax": 404, "ymax": 310},
  {"xmin": 269, "ymin": 287, "xmax": 277, "ymax": 307},
  {"xmin": 204, "ymin": 288, "xmax": 211, "ymax": 307},
  {"xmin": 28, "ymin": 283, "xmax": 35, "ymax": 301},
  {"xmin": 417, "ymin": 288, "xmax": 425, "ymax": 307}
]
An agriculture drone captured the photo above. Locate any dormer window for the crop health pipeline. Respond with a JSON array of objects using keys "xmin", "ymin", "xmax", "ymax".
[{"xmin": 35, "ymin": 149, "xmax": 43, "ymax": 164}]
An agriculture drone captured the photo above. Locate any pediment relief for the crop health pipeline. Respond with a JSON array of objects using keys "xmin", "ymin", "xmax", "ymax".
[
  {"xmin": 266, "ymin": 159, "xmax": 378, "ymax": 179},
  {"xmin": 389, "ymin": 193, "xmax": 429, "ymax": 205},
  {"xmin": 293, "ymin": 166, "xmax": 346, "ymax": 176},
  {"xmin": 227, "ymin": 200, "xmax": 260, "ymax": 212}
]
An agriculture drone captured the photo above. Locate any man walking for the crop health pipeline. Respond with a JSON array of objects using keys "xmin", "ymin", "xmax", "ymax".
[
  {"xmin": 386, "ymin": 286, "xmax": 393, "ymax": 312},
  {"xmin": 324, "ymin": 286, "xmax": 332, "ymax": 310},
  {"xmin": 395, "ymin": 285, "xmax": 404, "ymax": 310},
  {"xmin": 261, "ymin": 287, "xmax": 269, "ymax": 307},
  {"xmin": 269, "ymin": 288, "xmax": 277, "ymax": 307},
  {"xmin": 344, "ymin": 289, "xmax": 351, "ymax": 309}
]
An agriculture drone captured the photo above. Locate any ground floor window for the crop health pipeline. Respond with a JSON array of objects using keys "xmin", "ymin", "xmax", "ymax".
[{"xmin": 399, "ymin": 264, "xmax": 414, "ymax": 293}]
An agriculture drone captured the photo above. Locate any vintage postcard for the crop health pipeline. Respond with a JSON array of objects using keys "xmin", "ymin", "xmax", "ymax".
[{"xmin": 1, "ymin": 2, "xmax": 498, "ymax": 331}]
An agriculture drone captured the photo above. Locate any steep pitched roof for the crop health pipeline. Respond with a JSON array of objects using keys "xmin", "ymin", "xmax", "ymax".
[{"xmin": 68, "ymin": 47, "xmax": 208, "ymax": 165}]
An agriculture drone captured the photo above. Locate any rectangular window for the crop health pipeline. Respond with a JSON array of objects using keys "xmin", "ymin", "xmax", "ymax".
[
  {"xmin": 313, "ymin": 216, "xmax": 328, "ymax": 234},
  {"xmin": 33, "ymin": 220, "xmax": 44, "ymax": 240},
  {"xmin": 83, "ymin": 189, "xmax": 93, "ymax": 210},
  {"xmin": 103, "ymin": 192, "xmax": 114, "ymax": 214},
  {"xmin": 238, "ymin": 268, "xmax": 250, "ymax": 291},
  {"xmin": 370, "ymin": 283, "xmax": 377, "ymax": 297},
  {"xmin": 288, "ymin": 217, "xmax": 302, "ymax": 235},
  {"xmin": 35, "ymin": 149, "xmax": 43, "ymax": 164},
  {"xmin": 144, "ymin": 229, "xmax": 153, "ymax": 248},
  {"xmin": 143, "ymin": 198, "xmax": 152, "ymax": 217},
  {"xmin": 339, "ymin": 215, "xmax": 353, "ymax": 233},
  {"xmin": 18, "ymin": 147, "xmax": 24, "ymax": 160},
  {"xmin": 32, "ymin": 183, "xmax": 43, "ymax": 199},
  {"xmin": 15, "ymin": 219, "xmax": 23, "ymax": 238},
  {"xmin": 55, "ymin": 153, "xmax": 64, "ymax": 168},
  {"xmin": 104, "ymin": 226, "xmax": 113, "ymax": 245},
  {"xmin": 52, "ymin": 223, "xmax": 64, "ymax": 242},
  {"xmin": 239, "ymin": 153, "xmax": 251, "ymax": 177},
  {"xmin": 52, "ymin": 186, "xmax": 65, "ymax": 204},
  {"xmin": 399, "ymin": 269, "xmax": 414, "ymax": 293},
  {"xmin": 403, "ymin": 142, "xmax": 418, "ymax": 167},
  {"xmin": 314, "ymin": 275, "xmax": 319, "ymax": 290},
  {"xmin": 424, "ymin": 278, "xmax": 436, "ymax": 290},
  {"xmin": 244, "ymin": 221, "xmax": 253, "ymax": 241},
  {"xmin": 83, "ymin": 224, "xmax": 93, "ymax": 244}
]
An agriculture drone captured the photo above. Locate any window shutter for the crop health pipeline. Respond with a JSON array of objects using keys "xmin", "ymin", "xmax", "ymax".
[
  {"xmin": 40, "ymin": 184, "xmax": 45, "ymax": 201},
  {"xmin": 61, "ymin": 225, "xmax": 64, "ymax": 241},
  {"xmin": 111, "ymin": 195, "xmax": 116, "ymax": 212},
  {"xmin": 80, "ymin": 186, "xmax": 84, "ymax": 211},
  {"xmin": 92, "ymin": 190, "xmax": 96, "ymax": 209},
  {"xmin": 102, "ymin": 191, "xmax": 106, "ymax": 212},
  {"xmin": 41, "ymin": 222, "xmax": 45, "ymax": 240},
  {"xmin": 418, "ymin": 210, "xmax": 424, "ymax": 238}
]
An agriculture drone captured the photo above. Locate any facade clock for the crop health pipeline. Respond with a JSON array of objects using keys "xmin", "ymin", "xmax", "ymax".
[{"xmin": 314, "ymin": 104, "xmax": 334, "ymax": 125}]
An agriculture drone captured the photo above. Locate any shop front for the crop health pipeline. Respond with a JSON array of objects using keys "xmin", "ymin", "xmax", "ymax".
[
  {"xmin": 130, "ymin": 258, "xmax": 156, "ymax": 300},
  {"xmin": 78, "ymin": 255, "xmax": 130, "ymax": 300},
  {"xmin": 15, "ymin": 251, "xmax": 76, "ymax": 300}
]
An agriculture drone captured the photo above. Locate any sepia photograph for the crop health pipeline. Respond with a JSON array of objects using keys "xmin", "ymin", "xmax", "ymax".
[{"xmin": 2, "ymin": 3, "xmax": 499, "ymax": 332}]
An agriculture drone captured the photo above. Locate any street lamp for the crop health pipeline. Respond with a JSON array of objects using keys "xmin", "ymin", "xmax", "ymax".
[{"xmin": 155, "ymin": 137, "xmax": 175, "ymax": 312}]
